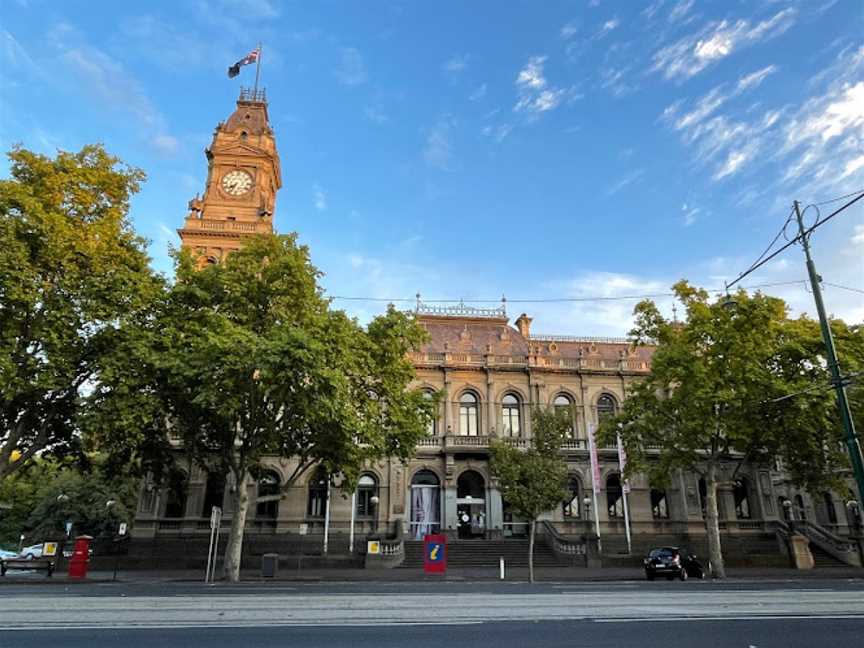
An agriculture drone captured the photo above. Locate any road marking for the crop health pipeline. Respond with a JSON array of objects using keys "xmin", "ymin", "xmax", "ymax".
[
  {"xmin": 0, "ymin": 620, "xmax": 487, "ymax": 631},
  {"xmin": 593, "ymin": 614, "xmax": 864, "ymax": 623}
]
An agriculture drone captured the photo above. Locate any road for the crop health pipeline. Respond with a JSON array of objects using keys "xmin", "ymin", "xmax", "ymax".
[{"xmin": 1, "ymin": 579, "xmax": 862, "ymax": 647}]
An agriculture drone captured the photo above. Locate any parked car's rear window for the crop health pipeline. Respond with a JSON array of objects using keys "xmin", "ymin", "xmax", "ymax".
[{"xmin": 649, "ymin": 548, "xmax": 676, "ymax": 558}]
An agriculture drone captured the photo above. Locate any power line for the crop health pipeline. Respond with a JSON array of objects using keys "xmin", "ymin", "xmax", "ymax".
[
  {"xmin": 813, "ymin": 188, "xmax": 864, "ymax": 206},
  {"xmin": 825, "ymin": 282, "xmax": 864, "ymax": 295},
  {"xmin": 726, "ymin": 190, "xmax": 864, "ymax": 290},
  {"xmin": 328, "ymin": 279, "xmax": 827, "ymax": 305}
]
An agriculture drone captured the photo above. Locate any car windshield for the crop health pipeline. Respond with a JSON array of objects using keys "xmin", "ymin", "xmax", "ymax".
[{"xmin": 649, "ymin": 548, "xmax": 676, "ymax": 558}]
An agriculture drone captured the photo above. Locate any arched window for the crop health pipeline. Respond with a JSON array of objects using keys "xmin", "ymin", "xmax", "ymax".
[
  {"xmin": 501, "ymin": 393, "xmax": 521, "ymax": 437},
  {"xmin": 734, "ymin": 479, "xmax": 751, "ymax": 519},
  {"xmin": 562, "ymin": 476, "xmax": 581, "ymax": 518},
  {"xmin": 651, "ymin": 488, "xmax": 669, "ymax": 519},
  {"xmin": 597, "ymin": 394, "xmax": 617, "ymax": 422},
  {"xmin": 201, "ymin": 471, "xmax": 226, "ymax": 517},
  {"xmin": 423, "ymin": 390, "xmax": 437, "ymax": 436},
  {"xmin": 306, "ymin": 467, "xmax": 328, "ymax": 517},
  {"xmin": 822, "ymin": 491, "xmax": 837, "ymax": 524},
  {"xmin": 356, "ymin": 474, "xmax": 378, "ymax": 517},
  {"xmin": 699, "ymin": 478, "xmax": 707, "ymax": 518},
  {"xmin": 411, "ymin": 470, "xmax": 441, "ymax": 539},
  {"xmin": 606, "ymin": 474, "xmax": 624, "ymax": 518},
  {"xmin": 163, "ymin": 470, "xmax": 188, "ymax": 518},
  {"xmin": 554, "ymin": 394, "xmax": 575, "ymax": 437},
  {"xmin": 459, "ymin": 391, "xmax": 479, "ymax": 436},
  {"xmin": 794, "ymin": 494, "xmax": 807, "ymax": 521},
  {"xmin": 256, "ymin": 471, "xmax": 280, "ymax": 520}
]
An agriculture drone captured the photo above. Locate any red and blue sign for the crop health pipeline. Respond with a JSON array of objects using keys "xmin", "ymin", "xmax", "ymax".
[{"xmin": 423, "ymin": 534, "xmax": 447, "ymax": 573}]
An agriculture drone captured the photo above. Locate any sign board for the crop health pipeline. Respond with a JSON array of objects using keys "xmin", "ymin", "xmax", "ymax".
[
  {"xmin": 118, "ymin": 523, "xmax": 128, "ymax": 536},
  {"xmin": 42, "ymin": 542, "xmax": 58, "ymax": 557},
  {"xmin": 423, "ymin": 534, "xmax": 447, "ymax": 574},
  {"xmin": 298, "ymin": 523, "xmax": 308, "ymax": 536},
  {"xmin": 366, "ymin": 540, "xmax": 381, "ymax": 555}
]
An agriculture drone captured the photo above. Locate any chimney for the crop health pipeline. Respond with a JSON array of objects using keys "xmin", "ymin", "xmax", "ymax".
[{"xmin": 515, "ymin": 313, "xmax": 532, "ymax": 338}]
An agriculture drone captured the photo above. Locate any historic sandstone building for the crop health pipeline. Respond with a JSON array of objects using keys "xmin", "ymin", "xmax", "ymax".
[{"xmin": 132, "ymin": 92, "xmax": 863, "ymax": 570}]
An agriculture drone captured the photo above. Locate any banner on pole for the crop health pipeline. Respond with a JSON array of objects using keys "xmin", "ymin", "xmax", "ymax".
[
  {"xmin": 617, "ymin": 433, "xmax": 631, "ymax": 494},
  {"xmin": 587, "ymin": 423, "xmax": 601, "ymax": 496}
]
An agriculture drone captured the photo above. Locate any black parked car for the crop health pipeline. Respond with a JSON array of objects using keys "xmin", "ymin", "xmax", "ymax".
[{"xmin": 643, "ymin": 547, "xmax": 705, "ymax": 581}]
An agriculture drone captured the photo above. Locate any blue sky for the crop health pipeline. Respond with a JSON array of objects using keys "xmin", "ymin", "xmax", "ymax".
[{"xmin": 2, "ymin": 0, "xmax": 862, "ymax": 335}]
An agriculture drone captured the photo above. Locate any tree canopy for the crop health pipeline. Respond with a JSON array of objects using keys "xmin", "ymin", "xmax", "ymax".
[
  {"xmin": 88, "ymin": 233, "xmax": 434, "ymax": 580},
  {"xmin": 599, "ymin": 280, "xmax": 859, "ymax": 578},
  {"xmin": 0, "ymin": 145, "xmax": 160, "ymax": 480}
]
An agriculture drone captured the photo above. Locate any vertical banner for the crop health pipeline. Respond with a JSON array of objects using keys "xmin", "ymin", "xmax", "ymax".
[
  {"xmin": 617, "ymin": 433, "xmax": 633, "ymax": 555},
  {"xmin": 586, "ymin": 423, "xmax": 602, "ymax": 547}
]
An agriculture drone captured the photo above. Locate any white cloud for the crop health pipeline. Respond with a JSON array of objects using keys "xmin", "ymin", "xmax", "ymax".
[
  {"xmin": 841, "ymin": 154, "xmax": 864, "ymax": 179},
  {"xmin": 851, "ymin": 224, "xmax": 864, "ymax": 246},
  {"xmin": 364, "ymin": 104, "xmax": 388, "ymax": 124},
  {"xmin": 681, "ymin": 203, "xmax": 701, "ymax": 226},
  {"xmin": 151, "ymin": 134, "xmax": 179, "ymax": 155},
  {"xmin": 514, "ymin": 56, "xmax": 565, "ymax": 115},
  {"xmin": 335, "ymin": 47, "xmax": 366, "ymax": 86},
  {"xmin": 442, "ymin": 54, "xmax": 469, "ymax": 75},
  {"xmin": 651, "ymin": 9, "xmax": 796, "ymax": 81},
  {"xmin": 737, "ymin": 65, "xmax": 777, "ymax": 92},
  {"xmin": 668, "ymin": 0, "xmax": 694, "ymax": 23},
  {"xmin": 560, "ymin": 22, "xmax": 579, "ymax": 39},
  {"xmin": 600, "ymin": 18, "xmax": 620, "ymax": 35},
  {"xmin": 313, "ymin": 184, "xmax": 327, "ymax": 211},
  {"xmin": 606, "ymin": 168, "xmax": 645, "ymax": 196},
  {"xmin": 481, "ymin": 123, "xmax": 513, "ymax": 143}
]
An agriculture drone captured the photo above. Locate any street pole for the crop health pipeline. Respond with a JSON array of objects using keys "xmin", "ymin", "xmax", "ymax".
[{"xmin": 793, "ymin": 200, "xmax": 864, "ymax": 504}]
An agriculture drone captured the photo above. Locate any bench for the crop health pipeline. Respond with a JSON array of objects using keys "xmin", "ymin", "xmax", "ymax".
[{"xmin": 1, "ymin": 558, "xmax": 55, "ymax": 577}]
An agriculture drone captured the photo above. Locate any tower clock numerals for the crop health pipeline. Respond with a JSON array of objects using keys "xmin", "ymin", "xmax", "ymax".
[{"xmin": 221, "ymin": 169, "xmax": 253, "ymax": 196}]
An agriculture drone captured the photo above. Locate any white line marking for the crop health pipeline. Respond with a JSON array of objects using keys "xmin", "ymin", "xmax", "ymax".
[
  {"xmin": 594, "ymin": 614, "xmax": 864, "ymax": 623},
  {"xmin": 1, "ymin": 621, "xmax": 486, "ymax": 632}
]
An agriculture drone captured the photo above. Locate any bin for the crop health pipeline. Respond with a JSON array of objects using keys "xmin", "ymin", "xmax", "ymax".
[{"xmin": 261, "ymin": 553, "xmax": 279, "ymax": 578}]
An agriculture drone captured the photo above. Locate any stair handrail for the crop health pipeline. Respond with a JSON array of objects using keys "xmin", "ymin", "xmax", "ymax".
[
  {"xmin": 794, "ymin": 520, "xmax": 858, "ymax": 554},
  {"xmin": 538, "ymin": 520, "xmax": 585, "ymax": 556}
]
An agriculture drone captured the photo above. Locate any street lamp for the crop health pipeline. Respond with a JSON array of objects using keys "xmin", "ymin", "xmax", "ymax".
[
  {"xmin": 583, "ymin": 496, "xmax": 592, "ymax": 521},
  {"xmin": 370, "ymin": 495, "xmax": 380, "ymax": 533}
]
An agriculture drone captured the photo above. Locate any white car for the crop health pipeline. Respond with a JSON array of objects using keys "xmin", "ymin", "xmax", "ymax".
[
  {"xmin": 0, "ymin": 549, "xmax": 18, "ymax": 560},
  {"xmin": 18, "ymin": 543, "xmax": 44, "ymax": 560}
]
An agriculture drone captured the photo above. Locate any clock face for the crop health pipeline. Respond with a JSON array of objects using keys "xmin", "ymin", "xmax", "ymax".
[{"xmin": 221, "ymin": 170, "xmax": 253, "ymax": 196}]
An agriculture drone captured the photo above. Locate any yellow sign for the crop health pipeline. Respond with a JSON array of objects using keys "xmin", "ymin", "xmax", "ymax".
[
  {"xmin": 367, "ymin": 540, "xmax": 381, "ymax": 555},
  {"xmin": 10, "ymin": 450, "xmax": 22, "ymax": 463},
  {"xmin": 42, "ymin": 542, "xmax": 58, "ymax": 557}
]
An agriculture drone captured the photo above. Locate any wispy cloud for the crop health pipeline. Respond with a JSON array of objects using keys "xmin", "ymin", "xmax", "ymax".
[
  {"xmin": 736, "ymin": 64, "xmax": 777, "ymax": 92},
  {"xmin": 681, "ymin": 203, "xmax": 701, "ymax": 226},
  {"xmin": 313, "ymin": 184, "xmax": 327, "ymax": 211},
  {"xmin": 514, "ymin": 56, "xmax": 565, "ymax": 115},
  {"xmin": 606, "ymin": 168, "xmax": 645, "ymax": 196},
  {"xmin": 668, "ymin": 0, "xmax": 694, "ymax": 23},
  {"xmin": 335, "ymin": 47, "xmax": 367, "ymax": 86},
  {"xmin": 481, "ymin": 123, "xmax": 513, "ymax": 143},
  {"xmin": 651, "ymin": 8, "xmax": 796, "ymax": 81},
  {"xmin": 560, "ymin": 22, "xmax": 579, "ymax": 39},
  {"xmin": 442, "ymin": 54, "xmax": 469, "ymax": 76}
]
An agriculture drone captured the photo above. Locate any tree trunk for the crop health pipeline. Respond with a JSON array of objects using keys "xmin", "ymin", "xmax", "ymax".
[
  {"xmin": 528, "ymin": 519, "xmax": 536, "ymax": 584},
  {"xmin": 223, "ymin": 469, "xmax": 250, "ymax": 582},
  {"xmin": 704, "ymin": 463, "xmax": 726, "ymax": 579}
]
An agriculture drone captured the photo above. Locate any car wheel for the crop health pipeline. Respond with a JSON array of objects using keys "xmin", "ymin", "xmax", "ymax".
[
  {"xmin": 25, "ymin": 553, "xmax": 34, "ymax": 560},
  {"xmin": 679, "ymin": 569, "xmax": 688, "ymax": 581}
]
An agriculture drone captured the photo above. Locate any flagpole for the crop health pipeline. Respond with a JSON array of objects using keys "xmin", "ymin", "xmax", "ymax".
[
  {"xmin": 617, "ymin": 432, "xmax": 632, "ymax": 555},
  {"xmin": 254, "ymin": 42, "xmax": 262, "ymax": 95}
]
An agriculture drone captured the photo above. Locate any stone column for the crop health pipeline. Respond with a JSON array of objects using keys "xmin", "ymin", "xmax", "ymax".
[
  {"xmin": 486, "ymin": 370, "xmax": 495, "ymax": 436},
  {"xmin": 489, "ymin": 484, "xmax": 504, "ymax": 539},
  {"xmin": 442, "ymin": 369, "xmax": 452, "ymax": 435}
]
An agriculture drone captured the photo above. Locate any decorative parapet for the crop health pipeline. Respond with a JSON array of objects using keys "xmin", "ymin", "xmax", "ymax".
[
  {"xmin": 415, "ymin": 298, "xmax": 506, "ymax": 319},
  {"xmin": 530, "ymin": 334, "xmax": 632, "ymax": 344}
]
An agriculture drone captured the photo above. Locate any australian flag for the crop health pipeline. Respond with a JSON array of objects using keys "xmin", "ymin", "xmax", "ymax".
[{"xmin": 227, "ymin": 48, "xmax": 259, "ymax": 79}]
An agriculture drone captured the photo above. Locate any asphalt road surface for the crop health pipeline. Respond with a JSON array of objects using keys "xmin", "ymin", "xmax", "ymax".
[{"xmin": 1, "ymin": 579, "xmax": 862, "ymax": 647}]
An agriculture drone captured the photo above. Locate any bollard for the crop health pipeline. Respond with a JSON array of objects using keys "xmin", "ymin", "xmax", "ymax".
[{"xmin": 499, "ymin": 556, "xmax": 505, "ymax": 580}]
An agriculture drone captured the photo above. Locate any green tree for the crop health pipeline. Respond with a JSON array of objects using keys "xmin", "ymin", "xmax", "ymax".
[
  {"xmin": 599, "ymin": 281, "xmax": 852, "ymax": 579},
  {"xmin": 88, "ymin": 234, "xmax": 434, "ymax": 581},
  {"xmin": 0, "ymin": 145, "xmax": 160, "ymax": 479},
  {"xmin": 490, "ymin": 407, "xmax": 569, "ymax": 583},
  {"xmin": 0, "ymin": 457, "xmax": 137, "ymax": 545}
]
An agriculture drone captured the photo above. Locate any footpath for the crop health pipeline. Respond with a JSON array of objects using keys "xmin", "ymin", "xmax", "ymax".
[{"xmin": 1, "ymin": 565, "xmax": 862, "ymax": 585}]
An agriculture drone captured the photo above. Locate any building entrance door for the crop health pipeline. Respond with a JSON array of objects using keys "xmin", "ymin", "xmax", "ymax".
[{"xmin": 456, "ymin": 470, "xmax": 486, "ymax": 539}]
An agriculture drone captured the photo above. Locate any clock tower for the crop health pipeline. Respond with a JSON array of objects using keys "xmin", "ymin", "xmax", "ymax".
[{"xmin": 178, "ymin": 88, "xmax": 281, "ymax": 265}]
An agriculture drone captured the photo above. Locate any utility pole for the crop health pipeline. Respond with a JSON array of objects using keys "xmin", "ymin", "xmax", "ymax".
[{"xmin": 793, "ymin": 200, "xmax": 864, "ymax": 504}]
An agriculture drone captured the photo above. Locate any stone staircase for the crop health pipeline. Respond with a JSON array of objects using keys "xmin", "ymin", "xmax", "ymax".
[
  {"xmin": 400, "ymin": 539, "xmax": 565, "ymax": 569},
  {"xmin": 810, "ymin": 543, "xmax": 850, "ymax": 568}
]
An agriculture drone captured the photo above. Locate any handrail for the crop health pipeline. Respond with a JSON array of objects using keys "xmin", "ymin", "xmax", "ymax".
[{"xmin": 538, "ymin": 520, "xmax": 585, "ymax": 556}]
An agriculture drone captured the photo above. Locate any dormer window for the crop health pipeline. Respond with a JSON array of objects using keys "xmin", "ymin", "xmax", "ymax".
[{"xmin": 241, "ymin": 131, "xmax": 248, "ymax": 140}]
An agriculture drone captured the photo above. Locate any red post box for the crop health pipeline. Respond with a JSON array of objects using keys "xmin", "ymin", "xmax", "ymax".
[{"xmin": 67, "ymin": 535, "xmax": 93, "ymax": 579}]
